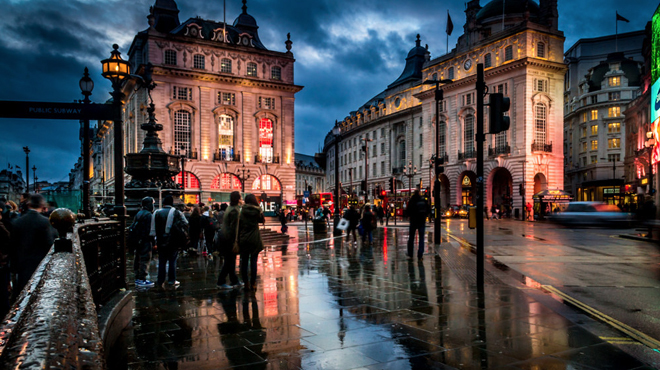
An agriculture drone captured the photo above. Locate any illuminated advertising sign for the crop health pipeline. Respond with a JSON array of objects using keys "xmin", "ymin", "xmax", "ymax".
[
  {"xmin": 652, "ymin": 3, "xmax": 660, "ymax": 84},
  {"xmin": 653, "ymin": 78, "xmax": 660, "ymax": 123}
]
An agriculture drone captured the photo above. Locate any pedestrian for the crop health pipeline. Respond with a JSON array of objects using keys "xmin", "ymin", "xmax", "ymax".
[
  {"xmin": 322, "ymin": 206, "xmax": 331, "ymax": 226},
  {"xmin": 188, "ymin": 205, "xmax": 202, "ymax": 254},
  {"xmin": 129, "ymin": 197, "xmax": 156, "ymax": 287},
  {"xmin": 343, "ymin": 205, "xmax": 359, "ymax": 244},
  {"xmin": 491, "ymin": 204, "xmax": 499, "ymax": 220},
  {"xmin": 385, "ymin": 205, "xmax": 391, "ymax": 225},
  {"xmin": 279, "ymin": 208, "xmax": 288, "ymax": 233},
  {"xmin": 152, "ymin": 195, "xmax": 189, "ymax": 288},
  {"xmin": 643, "ymin": 196, "xmax": 657, "ymax": 238},
  {"xmin": 201, "ymin": 206, "xmax": 216, "ymax": 256},
  {"xmin": 9, "ymin": 193, "xmax": 57, "ymax": 295},
  {"xmin": 238, "ymin": 194, "xmax": 265, "ymax": 292},
  {"xmin": 406, "ymin": 190, "xmax": 429, "ymax": 260},
  {"xmin": 484, "ymin": 205, "xmax": 490, "ymax": 220},
  {"xmin": 360, "ymin": 205, "xmax": 376, "ymax": 245},
  {"xmin": 376, "ymin": 205, "xmax": 385, "ymax": 225},
  {"xmin": 217, "ymin": 192, "xmax": 242, "ymax": 290},
  {"xmin": 525, "ymin": 202, "xmax": 533, "ymax": 220}
]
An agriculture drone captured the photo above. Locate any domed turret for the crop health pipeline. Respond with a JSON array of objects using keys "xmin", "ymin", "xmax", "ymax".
[
  {"xmin": 150, "ymin": 0, "xmax": 180, "ymax": 33},
  {"xmin": 476, "ymin": 0, "xmax": 540, "ymax": 22},
  {"xmin": 388, "ymin": 35, "xmax": 430, "ymax": 89}
]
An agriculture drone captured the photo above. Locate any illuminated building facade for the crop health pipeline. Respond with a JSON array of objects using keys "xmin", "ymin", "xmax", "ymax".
[{"xmin": 98, "ymin": 0, "xmax": 302, "ymax": 206}]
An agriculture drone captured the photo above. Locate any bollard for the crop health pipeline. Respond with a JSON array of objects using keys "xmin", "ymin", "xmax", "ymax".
[{"xmin": 49, "ymin": 208, "xmax": 76, "ymax": 253}]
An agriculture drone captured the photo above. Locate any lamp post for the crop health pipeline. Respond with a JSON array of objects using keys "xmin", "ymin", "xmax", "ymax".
[
  {"xmin": 332, "ymin": 122, "xmax": 342, "ymax": 235},
  {"xmin": 361, "ymin": 137, "xmax": 373, "ymax": 204},
  {"xmin": 423, "ymin": 78, "xmax": 452, "ymax": 245},
  {"xmin": 23, "ymin": 146, "xmax": 29, "ymax": 193},
  {"xmin": 521, "ymin": 160, "xmax": 527, "ymax": 221},
  {"xmin": 79, "ymin": 67, "xmax": 94, "ymax": 218},
  {"xmin": 647, "ymin": 131, "xmax": 656, "ymax": 198},
  {"xmin": 180, "ymin": 144, "xmax": 187, "ymax": 201},
  {"xmin": 402, "ymin": 160, "xmax": 417, "ymax": 197},
  {"xmin": 238, "ymin": 163, "xmax": 250, "ymax": 194}
]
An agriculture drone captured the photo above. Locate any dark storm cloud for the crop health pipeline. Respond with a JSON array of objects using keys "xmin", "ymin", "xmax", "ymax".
[{"xmin": 0, "ymin": 0, "xmax": 657, "ymax": 181}]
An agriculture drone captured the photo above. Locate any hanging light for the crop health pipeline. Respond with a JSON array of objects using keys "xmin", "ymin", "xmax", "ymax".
[{"xmin": 101, "ymin": 44, "xmax": 131, "ymax": 85}]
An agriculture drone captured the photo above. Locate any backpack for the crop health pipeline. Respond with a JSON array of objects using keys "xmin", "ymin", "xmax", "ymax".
[
  {"xmin": 127, "ymin": 210, "xmax": 148, "ymax": 250},
  {"xmin": 154, "ymin": 208, "xmax": 189, "ymax": 251},
  {"xmin": 416, "ymin": 200, "xmax": 428, "ymax": 218}
]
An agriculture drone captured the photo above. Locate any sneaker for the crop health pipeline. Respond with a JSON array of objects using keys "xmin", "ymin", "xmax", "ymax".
[
  {"xmin": 217, "ymin": 284, "xmax": 233, "ymax": 290},
  {"xmin": 135, "ymin": 279, "xmax": 155, "ymax": 288},
  {"xmin": 233, "ymin": 282, "xmax": 244, "ymax": 289},
  {"xmin": 167, "ymin": 280, "xmax": 181, "ymax": 287}
]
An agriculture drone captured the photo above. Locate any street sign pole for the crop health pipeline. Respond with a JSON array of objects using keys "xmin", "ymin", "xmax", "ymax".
[{"xmin": 476, "ymin": 64, "xmax": 486, "ymax": 289}]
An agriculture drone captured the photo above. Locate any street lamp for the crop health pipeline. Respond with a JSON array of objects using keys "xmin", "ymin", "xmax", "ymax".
[
  {"xmin": 332, "ymin": 122, "xmax": 342, "ymax": 235},
  {"xmin": 23, "ymin": 146, "xmax": 30, "ymax": 193},
  {"xmin": 179, "ymin": 144, "xmax": 187, "ymax": 200},
  {"xmin": 647, "ymin": 131, "xmax": 656, "ymax": 197},
  {"xmin": 238, "ymin": 162, "xmax": 250, "ymax": 193},
  {"xmin": 80, "ymin": 67, "xmax": 94, "ymax": 218},
  {"xmin": 402, "ymin": 161, "xmax": 417, "ymax": 197},
  {"xmin": 32, "ymin": 166, "xmax": 37, "ymax": 193},
  {"xmin": 423, "ymin": 78, "xmax": 452, "ymax": 245}
]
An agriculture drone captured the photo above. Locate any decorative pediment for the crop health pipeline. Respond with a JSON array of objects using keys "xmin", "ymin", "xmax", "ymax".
[
  {"xmin": 237, "ymin": 32, "xmax": 255, "ymax": 48},
  {"xmin": 184, "ymin": 23, "xmax": 204, "ymax": 39},
  {"xmin": 211, "ymin": 28, "xmax": 231, "ymax": 43}
]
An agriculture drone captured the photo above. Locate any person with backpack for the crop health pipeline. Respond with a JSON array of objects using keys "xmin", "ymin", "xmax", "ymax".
[
  {"xmin": 213, "ymin": 203, "xmax": 227, "ymax": 257},
  {"xmin": 151, "ymin": 195, "xmax": 189, "ymax": 288},
  {"xmin": 129, "ymin": 197, "xmax": 156, "ymax": 288},
  {"xmin": 217, "ymin": 192, "xmax": 242, "ymax": 290},
  {"xmin": 406, "ymin": 190, "xmax": 429, "ymax": 260}
]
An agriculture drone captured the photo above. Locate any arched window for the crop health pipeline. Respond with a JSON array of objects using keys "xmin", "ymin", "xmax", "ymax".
[
  {"xmin": 447, "ymin": 67, "xmax": 454, "ymax": 80},
  {"xmin": 484, "ymin": 53, "xmax": 492, "ymax": 68},
  {"xmin": 164, "ymin": 50, "xmax": 177, "ymax": 66},
  {"xmin": 210, "ymin": 173, "xmax": 242, "ymax": 190},
  {"xmin": 218, "ymin": 114, "xmax": 234, "ymax": 161},
  {"xmin": 252, "ymin": 174, "xmax": 281, "ymax": 191},
  {"xmin": 247, "ymin": 62, "xmax": 257, "ymax": 77},
  {"xmin": 221, "ymin": 58, "xmax": 232, "ymax": 73},
  {"xmin": 535, "ymin": 103, "xmax": 547, "ymax": 145},
  {"xmin": 271, "ymin": 66, "xmax": 281, "ymax": 80},
  {"xmin": 193, "ymin": 54, "xmax": 205, "ymax": 69},
  {"xmin": 173, "ymin": 171, "xmax": 200, "ymax": 189},
  {"xmin": 504, "ymin": 45, "xmax": 513, "ymax": 61},
  {"xmin": 537, "ymin": 42, "xmax": 545, "ymax": 58},
  {"xmin": 464, "ymin": 114, "xmax": 474, "ymax": 155},
  {"xmin": 259, "ymin": 118, "xmax": 274, "ymax": 163},
  {"xmin": 174, "ymin": 110, "xmax": 191, "ymax": 154}
]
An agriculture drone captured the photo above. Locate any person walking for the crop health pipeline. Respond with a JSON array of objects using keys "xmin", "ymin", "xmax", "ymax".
[
  {"xmin": 360, "ymin": 205, "xmax": 376, "ymax": 245},
  {"xmin": 10, "ymin": 194, "xmax": 57, "ymax": 295},
  {"xmin": 188, "ymin": 206, "xmax": 202, "ymax": 255},
  {"xmin": 201, "ymin": 206, "xmax": 216, "ymax": 257},
  {"xmin": 343, "ymin": 205, "xmax": 360, "ymax": 244},
  {"xmin": 237, "ymin": 194, "xmax": 265, "ymax": 292},
  {"xmin": 376, "ymin": 205, "xmax": 385, "ymax": 225},
  {"xmin": 279, "ymin": 208, "xmax": 288, "ymax": 233},
  {"xmin": 152, "ymin": 195, "xmax": 188, "ymax": 288},
  {"xmin": 484, "ymin": 205, "xmax": 490, "ymax": 220},
  {"xmin": 217, "ymin": 192, "xmax": 242, "ymax": 290},
  {"xmin": 130, "ymin": 197, "xmax": 156, "ymax": 287},
  {"xmin": 406, "ymin": 190, "xmax": 429, "ymax": 260}
]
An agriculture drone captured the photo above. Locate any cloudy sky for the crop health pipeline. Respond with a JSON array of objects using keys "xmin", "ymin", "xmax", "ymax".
[{"xmin": 0, "ymin": 0, "xmax": 657, "ymax": 182}]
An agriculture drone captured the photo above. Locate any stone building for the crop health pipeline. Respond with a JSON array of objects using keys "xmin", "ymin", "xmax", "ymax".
[
  {"xmin": 324, "ymin": 0, "xmax": 566, "ymax": 218},
  {"xmin": 96, "ymin": 0, "xmax": 302, "ymax": 207},
  {"xmin": 563, "ymin": 31, "xmax": 645, "ymax": 205},
  {"xmin": 0, "ymin": 169, "xmax": 25, "ymax": 202},
  {"xmin": 294, "ymin": 153, "xmax": 325, "ymax": 196}
]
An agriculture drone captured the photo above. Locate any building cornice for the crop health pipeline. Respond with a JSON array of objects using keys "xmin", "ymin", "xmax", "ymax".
[{"xmin": 153, "ymin": 67, "xmax": 304, "ymax": 93}]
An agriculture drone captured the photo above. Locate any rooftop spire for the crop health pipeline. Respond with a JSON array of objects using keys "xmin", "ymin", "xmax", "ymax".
[
  {"xmin": 242, "ymin": 0, "xmax": 247, "ymax": 14},
  {"xmin": 416, "ymin": 34, "xmax": 421, "ymax": 47}
]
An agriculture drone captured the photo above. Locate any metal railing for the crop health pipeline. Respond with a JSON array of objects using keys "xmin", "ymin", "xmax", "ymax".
[
  {"xmin": 458, "ymin": 149, "xmax": 476, "ymax": 160},
  {"xmin": 531, "ymin": 141, "xmax": 553, "ymax": 153},
  {"xmin": 213, "ymin": 150, "xmax": 240, "ymax": 162},
  {"xmin": 254, "ymin": 154, "xmax": 281, "ymax": 164},
  {"xmin": 79, "ymin": 221, "xmax": 125, "ymax": 307},
  {"xmin": 488, "ymin": 145, "xmax": 511, "ymax": 157}
]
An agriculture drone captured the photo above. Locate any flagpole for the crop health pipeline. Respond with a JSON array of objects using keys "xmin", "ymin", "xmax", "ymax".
[
  {"xmin": 615, "ymin": 11, "xmax": 618, "ymax": 52},
  {"xmin": 446, "ymin": 10, "xmax": 449, "ymax": 54}
]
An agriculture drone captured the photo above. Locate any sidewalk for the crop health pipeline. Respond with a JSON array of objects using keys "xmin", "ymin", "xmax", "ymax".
[{"xmin": 108, "ymin": 226, "xmax": 652, "ymax": 369}]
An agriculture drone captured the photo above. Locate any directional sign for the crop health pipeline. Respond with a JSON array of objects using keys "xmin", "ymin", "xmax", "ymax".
[
  {"xmin": 0, "ymin": 101, "xmax": 118, "ymax": 121},
  {"xmin": 303, "ymin": 191, "xmax": 310, "ymax": 198}
]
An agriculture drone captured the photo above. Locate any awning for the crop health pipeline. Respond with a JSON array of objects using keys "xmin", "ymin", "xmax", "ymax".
[{"xmin": 533, "ymin": 189, "xmax": 573, "ymax": 203}]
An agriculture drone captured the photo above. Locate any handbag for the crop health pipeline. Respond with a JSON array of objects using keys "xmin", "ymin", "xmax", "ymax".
[
  {"xmin": 357, "ymin": 223, "xmax": 364, "ymax": 236},
  {"xmin": 337, "ymin": 218, "xmax": 350, "ymax": 231},
  {"xmin": 232, "ymin": 207, "xmax": 242, "ymax": 254}
]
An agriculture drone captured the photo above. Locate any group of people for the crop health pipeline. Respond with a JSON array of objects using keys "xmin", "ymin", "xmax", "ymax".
[
  {"xmin": 0, "ymin": 193, "xmax": 59, "ymax": 319},
  {"xmin": 129, "ymin": 191, "xmax": 265, "ymax": 292}
]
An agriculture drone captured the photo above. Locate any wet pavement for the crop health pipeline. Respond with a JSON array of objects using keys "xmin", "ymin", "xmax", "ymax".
[{"xmin": 108, "ymin": 224, "xmax": 656, "ymax": 369}]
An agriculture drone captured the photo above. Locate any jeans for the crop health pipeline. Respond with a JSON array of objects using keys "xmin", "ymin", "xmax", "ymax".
[
  {"xmin": 240, "ymin": 251, "xmax": 260, "ymax": 286},
  {"xmin": 217, "ymin": 251, "xmax": 239, "ymax": 286},
  {"xmin": 362, "ymin": 229, "xmax": 373, "ymax": 243},
  {"xmin": 133, "ymin": 241, "xmax": 152, "ymax": 281},
  {"xmin": 407, "ymin": 223, "xmax": 426, "ymax": 258},
  {"xmin": 157, "ymin": 249, "xmax": 178, "ymax": 284}
]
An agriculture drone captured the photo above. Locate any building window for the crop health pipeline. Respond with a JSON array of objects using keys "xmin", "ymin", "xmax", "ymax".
[
  {"xmin": 399, "ymin": 141, "xmax": 406, "ymax": 164},
  {"xmin": 372, "ymin": 145, "xmax": 377, "ymax": 158},
  {"xmin": 221, "ymin": 58, "xmax": 232, "ymax": 73},
  {"xmin": 172, "ymin": 86, "xmax": 192, "ymax": 100},
  {"xmin": 591, "ymin": 155, "xmax": 597, "ymax": 164},
  {"xmin": 608, "ymin": 92, "xmax": 621, "ymax": 101},
  {"xmin": 582, "ymin": 112, "xmax": 588, "ymax": 123},
  {"xmin": 419, "ymin": 133, "xmax": 423, "ymax": 147},
  {"xmin": 590, "ymin": 95, "xmax": 598, "ymax": 104},
  {"xmin": 608, "ymin": 154, "xmax": 620, "ymax": 162},
  {"xmin": 218, "ymin": 92, "xmax": 236, "ymax": 105},
  {"xmin": 380, "ymin": 142, "xmax": 385, "ymax": 155},
  {"xmin": 608, "ymin": 76, "xmax": 621, "ymax": 87},
  {"xmin": 217, "ymin": 115, "xmax": 234, "ymax": 160},
  {"xmin": 419, "ymin": 154, "xmax": 423, "ymax": 169},
  {"xmin": 439, "ymin": 121, "xmax": 446, "ymax": 158},
  {"xmin": 193, "ymin": 54, "xmax": 205, "ymax": 69},
  {"xmin": 580, "ymin": 142, "xmax": 587, "ymax": 152},
  {"xmin": 381, "ymin": 161, "xmax": 385, "ymax": 175},
  {"xmin": 447, "ymin": 67, "xmax": 454, "ymax": 80},
  {"xmin": 252, "ymin": 174, "xmax": 281, "ymax": 191},
  {"xmin": 534, "ymin": 79, "xmax": 547, "ymax": 92},
  {"xmin": 373, "ymin": 163, "xmax": 377, "ymax": 176},
  {"xmin": 495, "ymin": 131, "xmax": 506, "ymax": 149},
  {"xmin": 164, "ymin": 50, "xmax": 177, "ymax": 66},
  {"xmin": 271, "ymin": 66, "xmax": 281, "ymax": 80},
  {"xmin": 590, "ymin": 110, "xmax": 598, "ymax": 120},
  {"xmin": 581, "ymin": 126, "xmax": 587, "ymax": 138},
  {"xmin": 247, "ymin": 62, "xmax": 257, "ymax": 77},
  {"xmin": 590, "ymin": 140, "xmax": 598, "ymax": 151},
  {"xmin": 590, "ymin": 125, "xmax": 598, "ymax": 135},
  {"xmin": 504, "ymin": 45, "xmax": 513, "ymax": 61},
  {"xmin": 608, "ymin": 122, "xmax": 621, "ymax": 133},
  {"xmin": 174, "ymin": 110, "xmax": 191, "ymax": 155},
  {"xmin": 381, "ymin": 128, "xmax": 385, "ymax": 138},
  {"xmin": 608, "ymin": 138, "xmax": 621, "ymax": 149},
  {"xmin": 484, "ymin": 53, "xmax": 492, "ymax": 68},
  {"xmin": 465, "ymin": 114, "xmax": 474, "ymax": 154},
  {"xmin": 258, "ymin": 97, "xmax": 276, "ymax": 110},
  {"xmin": 608, "ymin": 106, "xmax": 621, "ymax": 117},
  {"xmin": 537, "ymin": 42, "xmax": 545, "ymax": 58},
  {"xmin": 534, "ymin": 103, "xmax": 547, "ymax": 145},
  {"xmin": 259, "ymin": 118, "xmax": 274, "ymax": 163},
  {"xmin": 462, "ymin": 92, "xmax": 474, "ymax": 106}
]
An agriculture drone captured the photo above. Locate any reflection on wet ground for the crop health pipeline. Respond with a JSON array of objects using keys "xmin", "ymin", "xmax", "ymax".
[{"xmin": 108, "ymin": 226, "xmax": 651, "ymax": 369}]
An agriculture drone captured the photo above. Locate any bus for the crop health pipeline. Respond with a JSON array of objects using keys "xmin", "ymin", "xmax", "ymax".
[{"xmin": 308, "ymin": 192, "xmax": 349, "ymax": 214}]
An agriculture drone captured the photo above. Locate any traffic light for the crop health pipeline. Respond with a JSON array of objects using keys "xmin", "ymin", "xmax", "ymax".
[
  {"xmin": 519, "ymin": 183, "xmax": 524, "ymax": 196},
  {"xmin": 435, "ymin": 155, "xmax": 445, "ymax": 175},
  {"xmin": 388, "ymin": 177, "xmax": 395, "ymax": 192},
  {"xmin": 380, "ymin": 190, "xmax": 386, "ymax": 199},
  {"xmin": 489, "ymin": 93, "xmax": 510, "ymax": 134}
]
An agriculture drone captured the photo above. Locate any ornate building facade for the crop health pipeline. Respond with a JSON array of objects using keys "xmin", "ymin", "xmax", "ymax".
[
  {"xmin": 324, "ymin": 0, "xmax": 565, "ymax": 218},
  {"xmin": 95, "ymin": 0, "xmax": 302, "ymax": 206},
  {"xmin": 294, "ymin": 153, "xmax": 325, "ymax": 196}
]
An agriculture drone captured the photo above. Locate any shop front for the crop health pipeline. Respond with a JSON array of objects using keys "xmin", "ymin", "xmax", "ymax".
[{"xmin": 533, "ymin": 189, "xmax": 573, "ymax": 220}]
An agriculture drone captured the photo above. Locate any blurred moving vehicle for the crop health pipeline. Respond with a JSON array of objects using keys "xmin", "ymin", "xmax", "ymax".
[
  {"xmin": 547, "ymin": 201, "xmax": 633, "ymax": 227},
  {"xmin": 444, "ymin": 205, "xmax": 469, "ymax": 219}
]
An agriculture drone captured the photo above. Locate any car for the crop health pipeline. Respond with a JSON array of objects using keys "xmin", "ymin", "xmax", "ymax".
[
  {"xmin": 443, "ymin": 205, "xmax": 470, "ymax": 218},
  {"xmin": 547, "ymin": 201, "xmax": 633, "ymax": 227}
]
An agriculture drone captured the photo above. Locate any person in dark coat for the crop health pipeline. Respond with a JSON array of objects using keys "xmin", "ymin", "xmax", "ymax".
[
  {"xmin": 376, "ymin": 205, "xmax": 385, "ymax": 225},
  {"xmin": 130, "ymin": 197, "xmax": 156, "ymax": 287},
  {"xmin": 237, "ymin": 194, "xmax": 265, "ymax": 291},
  {"xmin": 201, "ymin": 206, "xmax": 216, "ymax": 256},
  {"xmin": 406, "ymin": 190, "xmax": 429, "ymax": 260},
  {"xmin": 343, "ymin": 205, "xmax": 360, "ymax": 244},
  {"xmin": 10, "ymin": 194, "xmax": 57, "ymax": 295},
  {"xmin": 152, "ymin": 195, "xmax": 189, "ymax": 287},
  {"xmin": 188, "ymin": 206, "xmax": 202, "ymax": 254},
  {"xmin": 217, "ymin": 192, "xmax": 242, "ymax": 290},
  {"xmin": 360, "ymin": 205, "xmax": 376, "ymax": 245}
]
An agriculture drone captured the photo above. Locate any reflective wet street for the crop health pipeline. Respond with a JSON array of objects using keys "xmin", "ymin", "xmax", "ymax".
[{"xmin": 109, "ymin": 223, "xmax": 654, "ymax": 369}]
